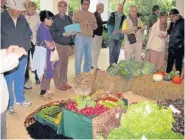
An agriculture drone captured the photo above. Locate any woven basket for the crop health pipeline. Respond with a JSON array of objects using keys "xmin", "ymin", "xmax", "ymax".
[
  {"xmin": 24, "ymin": 100, "xmax": 66, "ymax": 128},
  {"xmin": 92, "ymin": 106, "xmax": 123, "ymax": 139}
]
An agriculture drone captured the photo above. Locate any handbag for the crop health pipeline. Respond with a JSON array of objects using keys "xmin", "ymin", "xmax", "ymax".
[
  {"xmin": 127, "ymin": 33, "xmax": 137, "ymax": 44},
  {"xmin": 50, "ymin": 47, "xmax": 59, "ymax": 62}
]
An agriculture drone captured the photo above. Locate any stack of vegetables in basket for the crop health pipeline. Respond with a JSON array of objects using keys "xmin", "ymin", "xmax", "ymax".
[
  {"xmin": 35, "ymin": 106, "xmax": 62, "ymax": 126},
  {"xmin": 61, "ymin": 90, "xmax": 127, "ymax": 139}
]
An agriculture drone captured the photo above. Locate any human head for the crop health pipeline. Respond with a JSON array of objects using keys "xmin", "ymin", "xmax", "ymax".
[
  {"xmin": 96, "ymin": 3, "xmax": 104, "ymax": 14},
  {"xmin": 159, "ymin": 12, "xmax": 167, "ymax": 24},
  {"xmin": 169, "ymin": 8, "xmax": 180, "ymax": 23},
  {"xmin": 39, "ymin": 10, "xmax": 54, "ymax": 27},
  {"xmin": 129, "ymin": 5, "xmax": 137, "ymax": 18},
  {"xmin": 81, "ymin": 0, "xmax": 90, "ymax": 11},
  {"xmin": 58, "ymin": 0, "xmax": 67, "ymax": 15},
  {"xmin": 6, "ymin": 0, "xmax": 25, "ymax": 18},
  {"xmin": 116, "ymin": 4, "xmax": 123, "ymax": 14},
  {"xmin": 152, "ymin": 5, "xmax": 160, "ymax": 16},
  {"xmin": 26, "ymin": 1, "xmax": 37, "ymax": 15}
]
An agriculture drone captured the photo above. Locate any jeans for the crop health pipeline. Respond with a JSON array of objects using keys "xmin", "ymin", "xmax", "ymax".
[
  {"xmin": 5, "ymin": 56, "xmax": 27, "ymax": 107},
  {"xmin": 108, "ymin": 39, "xmax": 122, "ymax": 65},
  {"xmin": 75, "ymin": 34, "xmax": 93, "ymax": 76}
]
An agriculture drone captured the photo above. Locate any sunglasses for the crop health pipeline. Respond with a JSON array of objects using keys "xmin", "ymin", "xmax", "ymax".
[{"xmin": 169, "ymin": 14, "xmax": 178, "ymax": 18}]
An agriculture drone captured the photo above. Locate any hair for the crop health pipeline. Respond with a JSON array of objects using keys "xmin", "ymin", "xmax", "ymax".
[
  {"xmin": 129, "ymin": 5, "xmax": 137, "ymax": 11},
  {"xmin": 96, "ymin": 3, "xmax": 104, "ymax": 11},
  {"xmin": 58, "ymin": 0, "xmax": 67, "ymax": 7},
  {"xmin": 27, "ymin": 1, "xmax": 37, "ymax": 9},
  {"xmin": 169, "ymin": 8, "xmax": 179, "ymax": 15},
  {"xmin": 159, "ymin": 12, "xmax": 167, "ymax": 17},
  {"xmin": 152, "ymin": 5, "xmax": 160, "ymax": 12},
  {"xmin": 81, "ymin": 0, "xmax": 90, "ymax": 5},
  {"xmin": 39, "ymin": 10, "xmax": 54, "ymax": 22}
]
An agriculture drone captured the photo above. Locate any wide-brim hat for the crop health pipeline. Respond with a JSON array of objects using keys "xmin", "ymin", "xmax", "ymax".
[{"xmin": 6, "ymin": 0, "xmax": 26, "ymax": 11}]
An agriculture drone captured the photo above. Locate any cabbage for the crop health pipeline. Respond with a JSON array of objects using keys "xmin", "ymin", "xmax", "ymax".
[{"xmin": 141, "ymin": 62, "xmax": 156, "ymax": 75}]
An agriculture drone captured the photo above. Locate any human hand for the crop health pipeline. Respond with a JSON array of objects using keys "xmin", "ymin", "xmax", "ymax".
[
  {"xmin": 63, "ymin": 32, "xmax": 70, "ymax": 37},
  {"xmin": 12, "ymin": 47, "xmax": 27, "ymax": 58},
  {"xmin": 6, "ymin": 45, "xmax": 20, "ymax": 55},
  {"xmin": 71, "ymin": 31, "xmax": 76, "ymax": 36}
]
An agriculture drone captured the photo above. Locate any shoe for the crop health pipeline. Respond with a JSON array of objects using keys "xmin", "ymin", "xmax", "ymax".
[
  {"xmin": 16, "ymin": 100, "xmax": 31, "ymax": 107},
  {"xmin": 24, "ymin": 81, "xmax": 32, "ymax": 89},
  {"xmin": 7, "ymin": 107, "xmax": 15, "ymax": 114},
  {"xmin": 64, "ymin": 83, "xmax": 72, "ymax": 89}
]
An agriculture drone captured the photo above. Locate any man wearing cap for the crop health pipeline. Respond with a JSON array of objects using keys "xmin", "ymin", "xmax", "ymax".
[
  {"xmin": 166, "ymin": 9, "xmax": 184, "ymax": 75},
  {"xmin": 1, "ymin": 0, "xmax": 32, "ymax": 114},
  {"xmin": 72, "ymin": 0, "xmax": 97, "ymax": 76}
]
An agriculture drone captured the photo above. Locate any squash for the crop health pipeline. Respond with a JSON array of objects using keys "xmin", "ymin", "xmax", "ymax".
[
  {"xmin": 172, "ymin": 76, "xmax": 182, "ymax": 84},
  {"xmin": 153, "ymin": 74, "xmax": 163, "ymax": 82}
]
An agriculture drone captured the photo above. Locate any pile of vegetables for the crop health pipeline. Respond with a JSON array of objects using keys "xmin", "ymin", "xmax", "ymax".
[
  {"xmin": 36, "ymin": 106, "xmax": 62, "ymax": 125},
  {"xmin": 107, "ymin": 101, "xmax": 184, "ymax": 139},
  {"xmin": 107, "ymin": 60, "xmax": 156, "ymax": 79},
  {"xmin": 156, "ymin": 71, "xmax": 183, "ymax": 84},
  {"xmin": 157, "ymin": 99, "xmax": 184, "ymax": 135},
  {"xmin": 65, "ymin": 101, "xmax": 109, "ymax": 117}
]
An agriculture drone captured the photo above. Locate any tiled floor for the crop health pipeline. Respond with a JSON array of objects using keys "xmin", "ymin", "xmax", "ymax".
[{"xmin": 6, "ymin": 48, "xmax": 151, "ymax": 139}]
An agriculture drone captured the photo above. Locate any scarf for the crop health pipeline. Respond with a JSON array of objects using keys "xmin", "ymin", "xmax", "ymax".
[{"xmin": 129, "ymin": 14, "xmax": 138, "ymax": 26}]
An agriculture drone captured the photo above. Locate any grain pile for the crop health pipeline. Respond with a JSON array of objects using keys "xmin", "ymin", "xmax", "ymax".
[
  {"xmin": 91, "ymin": 71, "xmax": 131, "ymax": 94},
  {"xmin": 130, "ymin": 75, "xmax": 184, "ymax": 100},
  {"xmin": 74, "ymin": 72, "xmax": 93, "ymax": 95}
]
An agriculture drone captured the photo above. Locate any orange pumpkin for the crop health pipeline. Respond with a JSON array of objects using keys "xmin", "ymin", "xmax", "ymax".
[
  {"xmin": 156, "ymin": 71, "xmax": 165, "ymax": 77},
  {"xmin": 172, "ymin": 76, "xmax": 182, "ymax": 84}
]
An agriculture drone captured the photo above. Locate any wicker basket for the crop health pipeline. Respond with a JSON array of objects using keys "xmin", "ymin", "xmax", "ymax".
[
  {"xmin": 24, "ymin": 100, "xmax": 66, "ymax": 128},
  {"xmin": 92, "ymin": 106, "xmax": 123, "ymax": 139}
]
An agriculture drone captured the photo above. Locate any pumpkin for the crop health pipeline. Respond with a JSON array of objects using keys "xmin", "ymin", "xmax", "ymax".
[
  {"xmin": 172, "ymin": 76, "xmax": 182, "ymax": 84},
  {"xmin": 153, "ymin": 74, "xmax": 163, "ymax": 82},
  {"xmin": 156, "ymin": 71, "xmax": 165, "ymax": 77}
]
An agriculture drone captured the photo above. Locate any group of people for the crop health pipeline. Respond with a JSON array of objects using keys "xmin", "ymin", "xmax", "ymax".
[{"xmin": 0, "ymin": 0, "xmax": 184, "ymax": 139}]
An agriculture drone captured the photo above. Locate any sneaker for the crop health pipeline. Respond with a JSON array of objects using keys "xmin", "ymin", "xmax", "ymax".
[
  {"xmin": 16, "ymin": 100, "xmax": 31, "ymax": 107},
  {"xmin": 7, "ymin": 107, "xmax": 15, "ymax": 114},
  {"xmin": 24, "ymin": 81, "xmax": 32, "ymax": 89}
]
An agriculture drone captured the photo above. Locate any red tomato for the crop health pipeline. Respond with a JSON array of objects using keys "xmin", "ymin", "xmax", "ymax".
[{"xmin": 172, "ymin": 76, "xmax": 182, "ymax": 84}]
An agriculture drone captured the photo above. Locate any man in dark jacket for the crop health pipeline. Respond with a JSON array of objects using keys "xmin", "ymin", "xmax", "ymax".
[
  {"xmin": 107, "ymin": 4, "xmax": 126, "ymax": 67},
  {"xmin": 1, "ymin": 0, "xmax": 32, "ymax": 113},
  {"xmin": 92, "ymin": 3, "xmax": 106, "ymax": 70},
  {"xmin": 166, "ymin": 9, "xmax": 184, "ymax": 75}
]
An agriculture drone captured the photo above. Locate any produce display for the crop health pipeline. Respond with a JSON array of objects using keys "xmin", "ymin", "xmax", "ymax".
[
  {"xmin": 157, "ymin": 99, "xmax": 184, "ymax": 135},
  {"xmin": 36, "ymin": 106, "xmax": 62, "ymax": 125},
  {"xmin": 74, "ymin": 72, "xmax": 92, "ymax": 95},
  {"xmin": 107, "ymin": 101, "xmax": 184, "ymax": 139},
  {"xmin": 107, "ymin": 60, "xmax": 156, "ymax": 79}
]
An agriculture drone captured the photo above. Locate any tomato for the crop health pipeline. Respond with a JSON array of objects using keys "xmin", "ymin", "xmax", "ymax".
[
  {"xmin": 156, "ymin": 71, "xmax": 165, "ymax": 77},
  {"xmin": 172, "ymin": 76, "xmax": 182, "ymax": 84}
]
